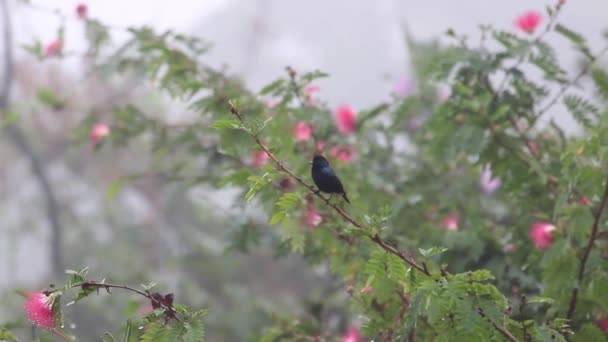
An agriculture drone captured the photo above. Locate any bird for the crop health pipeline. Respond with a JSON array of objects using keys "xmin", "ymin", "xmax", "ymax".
[{"xmin": 310, "ymin": 155, "xmax": 350, "ymax": 203}]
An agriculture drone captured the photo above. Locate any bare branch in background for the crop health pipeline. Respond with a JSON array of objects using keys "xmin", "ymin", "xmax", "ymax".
[{"xmin": 0, "ymin": 0, "xmax": 64, "ymax": 275}]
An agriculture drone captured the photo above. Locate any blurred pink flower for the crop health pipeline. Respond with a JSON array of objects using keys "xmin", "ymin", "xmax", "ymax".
[
  {"xmin": 441, "ymin": 214, "xmax": 459, "ymax": 231},
  {"xmin": 597, "ymin": 317, "xmax": 608, "ymax": 332},
  {"xmin": 24, "ymin": 292, "xmax": 55, "ymax": 329},
  {"xmin": 515, "ymin": 11, "xmax": 542, "ymax": 34},
  {"xmin": 342, "ymin": 326, "xmax": 363, "ymax": 342},
  {"xmin": 252, "ymin": 150, "xmax": 269, "ymax": 167},
  {"xmin": 529, "ymin": 221, "xmax": 555, "ymax": 249},
  {"xmin": 335, "ymin": 104, "xmax": 357, "ymax": 134},
  {"xmin": 578, "ymin": 196, "xmax": 592, "ymax": 206},
  {"xmin": 76, "ymin": 3, "xmax": 88, "ymax": 18},
  {"xmin": 89, "ymin": 123, "xmax": 110, "ymax": 146},
  {"xmin": 394, "ymin": 77, "xmax": 414, "ymax": 97},
  {"xmin": 360, "ymin": 285, "xmax": 373, "ymax": 294},
  {"xmin": 304, "ymin": 202, "xmax": 322, "ymax": 228},
  {"xmin": 330, "ymin": 145, "xmax": 356, "ymax": 162},
  {"xmin": 45, "ymin": 39, "xmax": 63, "ymax": 56},
  {"xmin": 294, "ymin": 121, "xmax": 313, "ymax": 142},
  {"xmin": 316, "ymin": 140, "xmax": 326, "ymax": 152},
  {"xmin": 480, "ymin": 163, "xmax": 501, "ymax": 195},
  {"xmin": 305, "ymin": 84, "xmax": 320, "ymax": 106},
  {"xmin": 527, "ymin": 140, "xmax": 539, "ymax": 155}
]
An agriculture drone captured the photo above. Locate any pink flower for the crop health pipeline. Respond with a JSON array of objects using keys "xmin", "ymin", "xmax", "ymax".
[
  {"xmin": 304, "ymin": 84, "xmax": 320, "ymax": 106},
  {"xmin": 527, "ymin": 140, "xmax": 539, "ymax": 155},
  {"xmin": 515, "ymin": 11, "xmax": 542, "ymax": 34},
  {"xmin": 252, "ymin": 150, "xmax": 269, "ymax": 167},
  {"xmin": 394, "ymin": 77, "xmax": 414, "ymax": 97},
  {"xmin": 76, "ymin": 3, "xmax": 88, "ymax": 19},
  {"xmin": 597, "ymin": 317, "xmax": 608, "ymax": 332},
  {"xmin": 45, "ymin": 39, "xmax": 63, "ymax": 57},
  {"xmin": 441, "ymin": 214, "xmax": 459, "ymax": 231},
  {"xmin": 480, "ymin": 163, "xmax": 501, "ymax": 195},
  {"xmin": 342, "ymin": 326, "xmax": 363, "ymax": 342},
  {"xmin": 330, "ymin": 145, "xmax": 356, "ymax": 163},
  {"xmin": 335, "ymin": 104, "xmax": 357, "ymax": 134},
  {"xmin": 89, "ymin": 123, "xmax": 110, "ymax": 146},
  {"xmin": 316, "ymin": 140, "xmax": 326, "ymax": 152},
  {"xmin": 360, "ymin": 285, "xmax": 373, "ymax": 294},
  {"xmin": 304, "ymin": 202, "xmax": 322, "ymax": 228},
  {"xmin": 24, "ymin": 292, "xmax": 55, "ymax": 329},
  {"xmin": 578, "ymin": 196, "xmax": 592, "ymax": 206},
  {"xmin": 529, "ymin": 221, "xmax": 555, "ymax": 249},
  {"xmin": 294, "ymin": 121, "xmax": 313, "ymax": 142}
]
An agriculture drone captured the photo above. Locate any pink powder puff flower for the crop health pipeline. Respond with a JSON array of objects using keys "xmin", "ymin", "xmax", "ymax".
[
  {"xmin": 335, "ymin": 104, "xmax": 357, "ymax": 134},
  {"xmin": 330, "ymin": 145, "xmax": 356, "ymax": 162},
  {"xmin": 441, "ymin": 213, "xmax": 459, "ymax": 231},
  {"xmin": 342, "ymin": 326, "xmax": 363, "ymax": 342},
  {"xmin": 529, "ymin": 221, "xmax": 555, "ymax": 250},
  {"xmin": 480, "ymin": 163, "xmax": 502, "ymax": 195},
  {"xmin": 304, "ymin": 84, "xmax": 320, "ymax": 106},
  {"xmin": 76, "ymin": 3, "xmax": 88, "ymax": 19},
  {"xmin": 89, "ymin": 123, "xmax": 110, "ymax": 146},
  {"xmin": 515, "ymin": 11, "xmax": 542, "ymax": 34},
  {"xmin": 304, "ymin": 202, "xmax": 322, "ymax": 228},
  {"xmin": 24, "ymin": 292, "xmax": 55, "ymax": 329},
  {"xmin": 252, "ymin": 150, "xmax": 269, "ymax": 167},
  {"xmin": 45, "ymin": 39, "xmax": 63, "ymax": 56},
  {"xmin": 294, "ymin": 121, "xmax": 313, "ymax": 142}
]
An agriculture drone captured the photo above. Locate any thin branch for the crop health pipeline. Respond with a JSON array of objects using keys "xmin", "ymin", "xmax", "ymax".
[
  {"xmin": 228, "ymin": 101, "xmax": 431, "ymax": 276},
  {"xmin": 1, "ymin": 0, "xmax": 64, "ymax": 274},
  {"xmin": 477, "ymin": 307, "xmax": 519, "ymax": 342},
  {"xmin": 73, "ymin": 281, "xmax": 182, "ymax": 322},
  {"xmin": 536, "ymin": 44, "xmax": 608, "ymax": 119},
  {"xmin": 566, "ymin": 174, "xmax": 608, "ymax": 320}
]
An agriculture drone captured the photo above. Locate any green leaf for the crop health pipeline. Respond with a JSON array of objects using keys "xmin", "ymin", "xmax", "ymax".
[
  {"xmin": 0, "ymin": 328, "xmax": 18, "ymax": 342},
  {"xmin": 269, "ymin": 211, "xmax": 286, "ymax": 225},
  {"xmin": 527, "ymin": 296, "xmax": 555, "ymax": 305},
  {"xmin": 591, "ymin": 68, "xmax": 608, "ymax": 101},
  {"xmin": 419, "ymin": 246, "xmax": 448, "ymax": 258},
  {"xmin": 555, "ymin": 23, "xmax": 593, "ymax": 59},
  {"xmin": 259, "ymin": 79, "xmax": 286, "ymax": 96},
  {"xmin": 572, "ymin": 323, "xmax": 607, "ymax": 342},
  {"xmin": 36, "ymin": 87, "xmax": 64, "ymax": 108},
  {"xmin": 123, "ymin": 319, "xmax": 132, "ymax": 342},
  {"xmin": 210, "ymin": 118, "xmax": 242, "ymax": 130},
  {"xmin": 106, "ymin": 179, "xmax": 123, "ymax": 201}
]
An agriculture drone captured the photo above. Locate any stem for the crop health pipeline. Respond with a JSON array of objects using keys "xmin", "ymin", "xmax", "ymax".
[
  {"xmin": 566, "ymin": 175, "xmax": 608, "ymax": 320},
  {"xmin": 72, "ymin": 281, "xmax": 182, "ymax": 322},
  {"xmin": 228, "ymin": 101, "xmax": 431, "ymax": 276},
  {"xmin": 477, "ymin": 307, "xmax": 519, "ymax": 342},
  {"xmin": 52, "ymin": 327, "xmax": 72, "ymax": 342}
]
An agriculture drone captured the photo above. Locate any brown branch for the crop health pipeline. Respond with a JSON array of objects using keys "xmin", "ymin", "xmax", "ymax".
[
  {"xmin": 566, "ymin": 175, "xmax": 608, "ymax": 320},
  {"xmin": 73, "ymin": 281, "xmax": 182, "ymax": 322},
  {"xmin": 477, "ymin": 306, "xmax": 519, "ymax": 342},
  {"xmin": 228, "ymin": 101, "xmax": 431, "ymax": 276}
]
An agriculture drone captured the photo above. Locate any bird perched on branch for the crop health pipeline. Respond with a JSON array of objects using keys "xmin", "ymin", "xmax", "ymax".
[{"xmin": 310, "ymin": 155, "xmax": 350, "ymax": 203}]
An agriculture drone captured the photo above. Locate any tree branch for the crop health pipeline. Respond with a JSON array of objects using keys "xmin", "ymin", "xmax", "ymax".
[
  {"xmin": 73, "ymin": 281, "xmax": 182, "ymax": 322},
  {"xmin": 228, "ymin": 101, "xmax": 431, "ymax": 276},
  {"xmin": 566, "ymin": 174, "xmax": 608, "ymax": 320},
  {"xmin": 1, "ymin": 0, "xmax": 64, "ymax": 275},
  {"xmin": 477, "ymin": 306, "xmax": 519, "ymax": 342}
]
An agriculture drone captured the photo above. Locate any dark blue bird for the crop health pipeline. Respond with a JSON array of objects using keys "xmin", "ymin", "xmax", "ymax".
[{"xmin": 311, "ymin": 155, "xmax": 350, "ymax": 203}]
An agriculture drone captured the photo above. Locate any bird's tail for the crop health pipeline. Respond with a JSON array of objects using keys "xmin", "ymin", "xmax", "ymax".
[{"xmin": 343, "ymin": 193, "xmax": 350, "ymax": 203}]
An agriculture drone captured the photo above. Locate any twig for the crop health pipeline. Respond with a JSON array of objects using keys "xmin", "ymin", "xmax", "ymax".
[
  {"xmin": 519, "ymin": 295, "xmax": 529, "ymax": 342},
  {"xmin": 536, "ymin": 44, "xmax": 608, "ymax": 119},
  {"xmin": 1, "ymin": 0, "xmax": 65, "ymax": 274},
  {"xmin": 566, "ymin": 174, "xmax": 608, "ymax": 320},
  {"xmin": 228, "ymin": 101, "xmax": 431, "ymax": 276},
  {"xmin": 477, "ymin": 306, "xmax": 519, "ymax": 342},
  {"xmin": 72, "ymin": 281, "xmax": 182, "ymax": 322}
]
